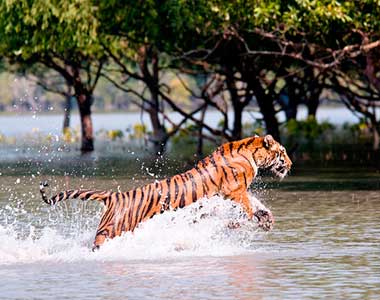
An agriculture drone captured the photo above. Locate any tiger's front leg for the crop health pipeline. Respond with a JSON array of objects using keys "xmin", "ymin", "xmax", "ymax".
[
  {"xmin": 248, "ymin": 194, "xmax": 274, "ymax": 231},
  {"xmin": 227, "ymin": 190, "xmax": 274, "ymax": 231},
  {"xmin": 227, "ymin": 189, "xmax": 254, "ymax": 220}
]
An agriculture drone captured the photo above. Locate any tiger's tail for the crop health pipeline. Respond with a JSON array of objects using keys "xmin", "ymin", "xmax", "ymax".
[{"xmin": 39, "ymin": 181, "xmax": 110, "ymax": 205}]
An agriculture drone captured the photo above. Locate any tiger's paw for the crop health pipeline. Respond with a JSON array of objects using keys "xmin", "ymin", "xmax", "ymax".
[
  {"xmin": 92, "ymin": 245, "xmax": 100, "ymax": 252},
  {"xmin": 227, "ymin": 221, "xmax": 241, "ymax": 229},
  {"xmin": 254, "ymin": 209, "xmax": 274, "ymax": 231}
]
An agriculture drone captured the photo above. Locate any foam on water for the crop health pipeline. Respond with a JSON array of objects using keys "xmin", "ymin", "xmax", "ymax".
[{"xmin": 0, "ymin": 196, "xmax": 269, "ymax": 265}]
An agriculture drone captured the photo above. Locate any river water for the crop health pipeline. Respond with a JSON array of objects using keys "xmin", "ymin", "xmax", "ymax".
[
  {"xmin": 0, "ymin": 157, "xmax": 379, "ymax": 299},
  {"xmin": 0, "ymin": 106, "xmax": 367, "ymax": 137}
]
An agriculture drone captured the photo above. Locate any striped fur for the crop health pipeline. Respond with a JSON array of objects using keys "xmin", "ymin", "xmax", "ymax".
[{"xmin": 40, "ymin": 135, "xmax": 292, "ymax": 250}]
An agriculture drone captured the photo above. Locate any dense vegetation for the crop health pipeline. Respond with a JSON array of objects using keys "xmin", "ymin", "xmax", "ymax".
[{"xmin": 0, "ymin": 0, "xmax": 379, "ymax": 155}]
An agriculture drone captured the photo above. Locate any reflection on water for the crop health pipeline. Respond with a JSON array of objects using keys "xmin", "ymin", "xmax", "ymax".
[{"xmin": 0, "ymin": 168, "xmax": 379, "ymax": 299}]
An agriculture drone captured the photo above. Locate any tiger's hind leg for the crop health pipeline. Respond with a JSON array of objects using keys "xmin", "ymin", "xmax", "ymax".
[
  {"xmin": 92, "ymin": 200, "xmax": 124, "ymax": 251},
  {"xmin": 92, "ymin": 215, "xmax": 116, "ymax": 251}
]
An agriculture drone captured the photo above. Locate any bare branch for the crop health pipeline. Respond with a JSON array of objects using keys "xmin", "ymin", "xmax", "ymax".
[{"xmin": 102, "ymin": 43, "xmax": 144, "ymax": 81}]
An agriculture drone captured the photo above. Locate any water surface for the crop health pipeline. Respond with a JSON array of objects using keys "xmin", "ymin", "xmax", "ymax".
[{"xmin": 0, "ymin": 163, "xmax": 379, "ymax": 299}]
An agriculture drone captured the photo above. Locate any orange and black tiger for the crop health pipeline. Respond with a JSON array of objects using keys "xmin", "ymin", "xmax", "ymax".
[{"xmin": 40, "ymin": 135, "xmax": 292, "ymax": 250}]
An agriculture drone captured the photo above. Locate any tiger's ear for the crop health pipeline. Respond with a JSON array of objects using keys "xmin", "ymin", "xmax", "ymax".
[{"xmin": 263, "ymin": 135, "xmax": 274, "ymax": 149}]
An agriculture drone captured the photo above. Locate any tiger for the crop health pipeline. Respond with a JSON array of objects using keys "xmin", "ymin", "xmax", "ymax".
[{"xmin": 40, "ymin": 135, "xmax": 292, "ymax": 250}]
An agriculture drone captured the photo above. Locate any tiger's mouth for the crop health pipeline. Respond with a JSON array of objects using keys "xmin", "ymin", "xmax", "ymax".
[{"xmin": 271, "ymin": 164, "xmax": 289, "ymax": 179}]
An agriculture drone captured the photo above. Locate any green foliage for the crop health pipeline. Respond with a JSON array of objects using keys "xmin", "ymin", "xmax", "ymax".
[
  {"xmin": 343, "ymin": 119, "xmax": 373, "ymax": 143},
  {"xmin": 284, "ymin": 116, "xmax": 335, "ymax": 140},
  {"xmin": 107, "ymin": 129, "xmax": 124, "ymax": 140},
  {"xmin": 62, "ymin": 127, "xmax": 80, "ymax": 143},
  {"xmin": 1, "ymin": 0, "xmax": 380, "ymax": 154},
  {"xmin": 242, "ymin": 120, "xmax": 265, "ymax": 137},
  {"xmin": 0, "ymin": 0, "xmax": 101, "ymax": 60},
  {"xmin": 130, "ymin": 123, "xmax": 147, "ymax": 140},
  {"xmin": 172, "ymin": 124, "xmax": 199, "ymax": 146}
]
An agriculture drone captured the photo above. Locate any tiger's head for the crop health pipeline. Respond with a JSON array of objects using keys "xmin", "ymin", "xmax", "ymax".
[{"xmin": 252, "ymin": 135, "xmax": 292, "ymax": 178}]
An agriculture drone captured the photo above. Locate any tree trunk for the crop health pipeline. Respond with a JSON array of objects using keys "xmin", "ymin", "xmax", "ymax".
[
  {"xmin": 140, "ymin": 47, "xmax": 167, "ymax": 155},
  {"xmin": 257, "ymin": 95, "xmax": 281, "ymax": 141},
  {"xmin": 68, "ymin": 64, "xmax": 95, "ymax": 153},
  {"xmin": 307, "ymin": 90, "xmax": 320, "ymax": 117},
  {"xmin": 373, "ymin": 125, "xmax": 379, "ymax": 151},
  {"xmin": 285, "ymin": 82, "xmax": 299, "ymax": 120},
  {"xmin": 76, "ymin": 92, "xmax": 94, "ymax": 152},
  {"xmin": 63, "ymin": 94, "xmax": 72, "ymax": 133},
  {"xmin": 226, "ymin": 68, "xmax": 243, "ymax": 140},
  {"xmin": 252, "ymin": 81, "xmax": 281, "ymax": 141},
  {"xmin": 196, "ymin": 105, "xmax": 207, "ymax": 157},
  {"xmin": 232, "ymin": 104, "xmax": 243, "ymax": 140},
  {"xmin": 147, "ymin": 106, "xmax": 167, "ymax": 155},
  {"xmin": 304, "ymin": 67, "xmax": 321, "ymax": 117}
]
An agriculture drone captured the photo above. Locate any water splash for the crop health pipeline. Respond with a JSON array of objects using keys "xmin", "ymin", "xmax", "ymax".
[{"xmin": 0, "ymin": 196, "xmax": 270, "ymax": 265}]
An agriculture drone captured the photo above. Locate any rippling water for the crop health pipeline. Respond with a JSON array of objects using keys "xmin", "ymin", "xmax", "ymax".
[{"xmin": 0, "ymin": 168, "xmax": 379, "ymax": 299}]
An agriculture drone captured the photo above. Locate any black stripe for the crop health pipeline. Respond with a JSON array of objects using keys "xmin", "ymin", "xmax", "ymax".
[
  {"xmin": 134, "ymin": 187, "xmax": 146, "ymax": 227},
  {"xmin": 57, "ymin": 192, "xmax": 65, "ymax": 201},
  {"xmin": 220, "ymin": 165, "xmax": 228, "ymax": 182},
  {"xmin": 128, "ymin": 189, "xmax": 137, "ymax": 227},
  {"xmin": 252, "ymin": 148, "xmax": 260, "ymax": 164},
  {"xmin": 194, "ymin": 166, "xmax": 208, "ymax": 195},
  {"xmin": 164, "ymin": 178, "xmax": 171, "ymax": 209},
  {"xmin": 246, "ymin": 137, "xmax": 256, "ymax": 147},
  {"xmin": 173, "ymin": 176, "xmax": 179, "ymax": 200},
  {"xmin": 153, "ymin": 181, "xmax": 161, "ymax": 207},
  {"xmin": 239, "ymin": 153, "xmax": 252, "ymax": 165},
  {"xmin": 132, "ymin": 188, "xmax": 143, "ymax": 227},
  {"xmin": 237, "ymin": 142, "xmax": 246, "ymax": 153},
  {"xmin": 66, "ymin": 190, "xmax": 74, "ymax": 198},
  {"xmin": 221, "ymin": 154, "xmax": 233, "ymax": 169},
  {"xmin": 141, "ymin": 183, "xmax": 152, "ymax": 219},
  {"xmin": 220, "ymin": 148, "xmax": 236, "ymax": 181},
  {"xmin": 104, "ymin": 195, "xmax": 110, "ymax": 207},
  {"xmin": 176, "ymin": 175, "xmax": 184, "ymax": 209},
  {"xmin": 100, "ymin": 199, "xmax": 115, "ymax": 231},
  {"xmin": 201, "ymin": 160, "xmax": 219, "ymax": 188},
  {"xmin": 82, "ymin": 191, "xmax": 94, "ymax": 200},
  {"xmin": 210, "ymin": 154, "xmax": 218, "ymax": 170},
  {"xmin": 229, "ymin": 143, "xmax": 234, "ymax": 157},
  {"xmin": 187, "ymin": 172, "xmax": 198, "ymax": 203},
  {"xmin": 220, "ymin": 147, "xmax": 233, "ymax": 169},
  {"xmin": 179, "ymin": 174, "xmax": 188, "ymax": 208},
  {"xmin": 111, "ymin": 192, "xmax": 121, "ymax": 237},
  {"xmin": 160, "ymin": 179, "xmax": 171, "ymax": 213},
  {"xmin": 144, "ymin": 186, "xmax": 155, "ymax": 219},
  {"xmin": 121, "ymin": 193, "xmax": 128, "ymax": 232},
  {"xmin": 243, "ymin": 172, "xmax": 247, "ymax": 187}
]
